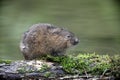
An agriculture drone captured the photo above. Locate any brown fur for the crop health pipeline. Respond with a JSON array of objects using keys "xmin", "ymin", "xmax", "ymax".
[{"xmin": 20, "ymin": 23, "xmax": 79, "ymax": 60}]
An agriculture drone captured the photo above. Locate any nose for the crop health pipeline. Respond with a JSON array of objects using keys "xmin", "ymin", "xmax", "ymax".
[{"xmin": 74, "ymin": 38, "xmax": 79, "ymax": 45}]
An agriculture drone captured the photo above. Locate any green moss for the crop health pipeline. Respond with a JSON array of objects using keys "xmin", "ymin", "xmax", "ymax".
[
  {"xmin": 1, "ymin": 53, "xmax": 119, "ymax": 77},
  {"xmin": 44, "ymin": 72, "xmax": 51, "ymax": 77},
  {"xmin": 17, "ymin": 64, "xmax": 37, "ymax": 73},
  {"xmin": 43, "ymin": 53, "xmax": 120, "ymax": 76},
  {"xmin": 110, "ymin": 55, "xmax": 120, "ymax": 78},
  {"xmin": 17, "ymin": 67, "xmax": 26, "ymax": 73},
  {"xmin": 38, "ymin": 64, "xmax": 49, "ymax": 72},
  {"xmin": 0, "ymin": 60, "xmax": 11, "ymax": 64}
]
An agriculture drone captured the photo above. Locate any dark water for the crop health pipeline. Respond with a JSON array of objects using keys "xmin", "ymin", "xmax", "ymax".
[{"xmin": 0, "ymin": 0, "xmax": 120, "ymax": 60}]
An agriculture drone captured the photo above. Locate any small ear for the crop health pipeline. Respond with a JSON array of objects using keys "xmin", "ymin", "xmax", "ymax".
[{"xmin": 49, "ymin": 28, "xmax": 61, "ymax": 34}]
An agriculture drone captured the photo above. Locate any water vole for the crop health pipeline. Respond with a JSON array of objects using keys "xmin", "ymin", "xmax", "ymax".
[{"xmin": 20, "ymin": 23, "xmax": 79, "ymax": 60}]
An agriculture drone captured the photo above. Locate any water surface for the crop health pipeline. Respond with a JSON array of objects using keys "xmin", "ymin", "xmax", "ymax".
[{"xmin": 0, "ymin": 0, "xmax": 120, "ymax": 60}]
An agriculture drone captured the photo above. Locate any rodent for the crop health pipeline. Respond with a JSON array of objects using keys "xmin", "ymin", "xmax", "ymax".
[{"xmin": 20, "ymin": 23, "xmax": 79, "ymax": 60}]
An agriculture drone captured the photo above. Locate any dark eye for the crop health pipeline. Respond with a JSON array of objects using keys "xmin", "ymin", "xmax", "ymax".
[{"xmin": 66, "ymin": 35, "xmax": 71, "ymax": 38}]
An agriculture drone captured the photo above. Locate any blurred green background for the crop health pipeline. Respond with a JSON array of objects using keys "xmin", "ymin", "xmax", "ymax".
[{"xmin": 0, "ymin": 0, "xmax": 120, "ymax": 60}]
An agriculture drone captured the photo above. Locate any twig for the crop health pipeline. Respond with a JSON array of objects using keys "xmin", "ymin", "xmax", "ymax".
[
  {"xmin": 83, "ymin": 67, "xmax": 88, "ymax": 78},
  {"xmin": 100, "ymin": 69, "xmax": 108, "ymax": 78}
]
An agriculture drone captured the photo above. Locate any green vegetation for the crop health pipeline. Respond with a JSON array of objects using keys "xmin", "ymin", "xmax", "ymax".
[
  {"xmin": 17, "ymin": 66, "xmax": 27, "ymax": 73},
  {"xmin": 17, "ymin": 65, "xmax": 35, "ymax": 73},
  {"xmin": 44, "ymin": 53, "xmax": 120, "ymax": 77},
  {"xmin": 38, "ymin": 64, "xmax": 49, "ymax": 72},
  {"xmin": 110, "ymin": 55, "xmax": 120, "ymax": 78},
  {"xmin": 44, "ymin": 72, "xmax": 52, "ymax": 77},
  {"xmin": 0, "ymin": 60, "xmax": 11, "ymax": 64},
  {"xmin": 0, "ymin": 53, "xmax": 119, "ymax": 78}
]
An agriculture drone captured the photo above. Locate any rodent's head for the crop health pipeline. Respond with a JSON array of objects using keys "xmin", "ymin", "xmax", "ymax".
[
  {"xmin": 60, "ymin": 29, "xmax": 79, "ymax": 47},
  {"xmin": 48, "ymin": 26, "xmax": 79, "ymax": 48}
]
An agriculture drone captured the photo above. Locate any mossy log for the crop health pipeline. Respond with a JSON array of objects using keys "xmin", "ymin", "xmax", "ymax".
[{"xmin": 0, "ymin": 53, "xmax": 120, "ymax": 80}]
